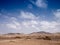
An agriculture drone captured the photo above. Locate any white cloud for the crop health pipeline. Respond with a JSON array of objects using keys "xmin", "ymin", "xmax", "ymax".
[
  {"xmin": 53, "ymin": 9, "xmax": 60, "ymax": 22},
  {"xmin": 20, "ymin": 11, "xmax": 39, "ymax": 20},
  {"xmin": 6, "ymin": 24, "xmax": 17, "ymax": 29},
  {"xmin": 21, "ymin": 20, "xmax": 60, "ymax": 33},
  {"xmin": 6, "ymin": 17, "xmax": 21, "ymax": 30},
  {"xmin": 30, "ymin": 0, "xmax": 47, "ymax": 8},
  {"xmin": 0, "ymin": 11, "xmax": 60, "ymax": 34},
  {"xmin": 36, "ymin": 0, "xmax": 47, "ymax": 8},
  {"xmin": 54, "ymin": 9, "xmax": 60, "ymax": 18},
  {"xmin": 9, "ymin": 17, "xmax": 17, "ymax": 21},
  {"xmin": 40, "ymin": 21, "xmax": 59, "ymax": 31}
]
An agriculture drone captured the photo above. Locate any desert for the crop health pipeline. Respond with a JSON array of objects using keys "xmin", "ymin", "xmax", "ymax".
[{"xmin": 0, "ymin": 32, "xmax": 60, "ymax": 45}]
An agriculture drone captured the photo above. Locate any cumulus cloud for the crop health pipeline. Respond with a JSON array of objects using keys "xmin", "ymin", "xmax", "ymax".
[
  {"xmin": 53, "ymin": 9, "xmax": 60, "ymax": 22},
  {"xmin": 6, "ymin": 24, "xmax": 17, "ymax": 29},
  {"xmin": 21, "ymin": 20, "xmax": 60, "ymax": 33},
  {"xmin": 0, "ymin": 10, "xmax": 60, "ymax": 34},
  {"xmin": 6, "ymin": 17, "xmax": 21, "ymax": 30},
  {"xmin": 20, "ymin": 11, "xmax": 39, "ymax": 20},
  {"xmin": 30, "ymin": 0, "xmax": 47, "ymax": 8},
  {"xmin": 54, "ymin": 9, "xmax": 60, "ymax": 18},
  {"xmin": 40, "ymin": 21, "xmax": 60, "ymax": 32}
]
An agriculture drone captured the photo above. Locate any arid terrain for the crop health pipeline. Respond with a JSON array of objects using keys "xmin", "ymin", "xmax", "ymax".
[{"xmin": 0, "ymin": 32, "xmax": 60, "ymax": 45}]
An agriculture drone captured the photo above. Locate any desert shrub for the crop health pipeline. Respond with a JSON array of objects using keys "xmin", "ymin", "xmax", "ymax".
[
  {"xmin": 36, "ymin": 38, "xmax": 41, "ymax": 39},
  {"xmin": 43, "ymin": 36, "xmax": 51, "ymax": 40},
  {"xmin": 35, "ymin": 36, "xmax": 42, "ymax": 39},
  {"xmin": 14, "ymin": 36, "xmax": 21, "ymax": 39},
  {"xmin": 9, "ymin": 40, "xmax": 15, "ymax": 42},
  {"xmin": 25, "ymin": 36, "xmax": 31, "ymax": 39}
]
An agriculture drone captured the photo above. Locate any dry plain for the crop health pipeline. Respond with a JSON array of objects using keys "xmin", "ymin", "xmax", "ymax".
[{"xmin": 0, "ymin": 32, "xmax": 60, "ymax": 45}]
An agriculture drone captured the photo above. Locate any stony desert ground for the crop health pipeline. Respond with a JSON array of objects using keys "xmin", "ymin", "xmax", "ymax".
[{"xmin": 0, "ymin": 32, "xmax": 60, "ymax": 45}]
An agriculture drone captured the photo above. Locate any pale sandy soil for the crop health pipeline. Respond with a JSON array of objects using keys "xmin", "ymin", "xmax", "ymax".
[
  {"xmin": 0, "ymin": 39, "xmax": 60, "ymax": 45},
  {"xmin": 0, "ymin": 33, "xmax": 60, "ymax": 45}
]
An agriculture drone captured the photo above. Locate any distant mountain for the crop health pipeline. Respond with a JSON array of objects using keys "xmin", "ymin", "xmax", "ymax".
[
  {"xmin": 30, "ymin": 31, "xmax": 51, "ymax": 34},
  {"xmin": 4, "ymin": 33, "xmax": 24, "ymax": 35},
  {"xmin": 55, "ymin": 32, "xmax": 60, "ymax": 34}
]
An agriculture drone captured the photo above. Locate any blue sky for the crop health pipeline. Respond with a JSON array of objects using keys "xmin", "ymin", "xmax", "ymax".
[{"xmin": 0, "ymin": 0, "xmax": 60, "ymax": 34}]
